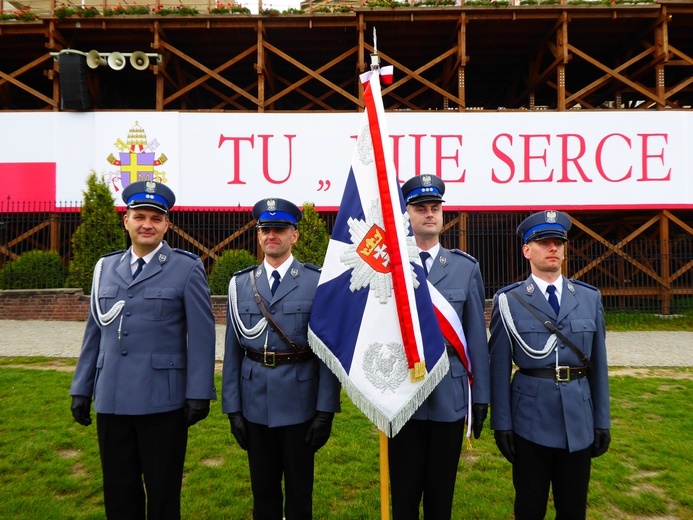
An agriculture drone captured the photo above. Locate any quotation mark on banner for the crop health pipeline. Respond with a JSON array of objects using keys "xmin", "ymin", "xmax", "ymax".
[{"xmin": 317, "ymin": 180, "xmax": 332, "ymax": 191}]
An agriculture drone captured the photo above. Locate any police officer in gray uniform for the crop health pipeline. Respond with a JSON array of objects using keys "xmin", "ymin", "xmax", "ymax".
[
  {"xmin": 388, "ymin": 175, "xmax": 490, "ymax": 519},
  {"xmin": 489, "ymin": 210, "xmax": 611, "ymax": 520},
  {"xmin": 223, "ymin": 197, "xmax": 341, "ymax": 520},
  {"xmin": 70, "ymin": 180, "xmax": 217, "ymax": 519}
]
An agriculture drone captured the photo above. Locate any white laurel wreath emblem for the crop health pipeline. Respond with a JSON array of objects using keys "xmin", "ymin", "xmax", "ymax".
[{"xmin": 363, "ymin": 341, "xmax": 409, "ymax": 393}]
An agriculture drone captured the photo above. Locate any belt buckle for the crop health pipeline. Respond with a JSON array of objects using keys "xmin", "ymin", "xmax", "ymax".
[
  {"xmin": 555, "ymin": 366, "xmax": 570, "ymax": 382},
  {"xmin": 263, "ymin": 351, "xmax": 276, "ymax": 368}
]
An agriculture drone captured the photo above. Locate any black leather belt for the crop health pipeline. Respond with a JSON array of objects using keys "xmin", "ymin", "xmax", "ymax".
[
  {"xmin": 520, "ymin": 366, "xmax": 588, "ymax": 382},
  {"xmin": 244, "ymin": 347, "xmax": 314, "ymax": 368}
]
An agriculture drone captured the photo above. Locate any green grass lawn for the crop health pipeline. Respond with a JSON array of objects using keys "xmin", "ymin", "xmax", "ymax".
[
  {"xmin": 604, "ymin": 310, "xmax": 693, "ymax": 332},
  {"xmin": 0, "ymin": 362, "xmax": 691, "ymax": 519}
]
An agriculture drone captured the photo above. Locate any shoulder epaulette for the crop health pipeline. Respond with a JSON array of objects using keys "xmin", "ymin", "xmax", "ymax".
[
  {"xmin": 497, "ymin": 281, "xmax": 523, "ymax": 295},
  {"xmin": 233, "ymin": 265, "xmax": 257, "ymax": 277},
  {"xmin": 569, "ymin": 278, "xmax": 598, "ymax": 291},
  {"xmin": 303, "ymin": 263, "xmax": 321, "ymax": 272},
  {"xmin": 450, "ymin": 249, "xmax": 478, "ymax": 263},
  {"xmin": 173, "ymin": 248, "xmax": 199, "ymax": 259},
  {"xmin": 102, "ymin": 249, "xmax": 126, "ymax": 258}
]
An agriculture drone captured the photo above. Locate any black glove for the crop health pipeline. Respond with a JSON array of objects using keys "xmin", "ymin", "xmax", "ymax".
[
  {"xmin": 591, "ymin": 428, "xmax": 611, "ymax": 458},
  {"xmin": 304, "ymin": 412, "xmax": 334, "ymax": 453},
  {"xmin": 228, "ymin": 413, "xmax": 249, "ymax": 450},
  {"xmin": 71, "ymin": 395, "xmax": 92, "ymax": 426},
  {"xmin": 471, "ymin": 403, "xmax": 488, "ymax": 439},
  {"xmin": 184, "ymin": 399, "xmax": 210, "ymax": 427},
  {"xmin": 494, "ymin": 430, "xmax": 515, "ymax": 464}
]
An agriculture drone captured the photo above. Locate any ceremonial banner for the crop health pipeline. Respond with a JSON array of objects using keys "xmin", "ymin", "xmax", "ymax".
[{"xmin": 308, "ymin": 66, "xmax": 449, "ymax": 437}]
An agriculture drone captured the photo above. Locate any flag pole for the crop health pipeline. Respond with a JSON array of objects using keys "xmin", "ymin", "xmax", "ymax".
[
  {"xmin": 370, "ymin": 27, "xmax": 391, "ymax": 520},
  {"xmin": 379, "ymin": 430, "xmax": 390, "ymax": 520}
]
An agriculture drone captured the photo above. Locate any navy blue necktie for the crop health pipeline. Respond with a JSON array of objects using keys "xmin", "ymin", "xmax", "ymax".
[
  {"xmin": 133, "ymin": 258, "xmax": 145, "ymax": 280},
  {"xmin": 270, "ymin": 270, "xmax": 281, "ymax": 295},
  {"xmin": 547, "ymin": 284, "xmax": 560, "ymax": 315},
  {"xmin": 419, "ymin": 252, "xmax": 431, "ymax": 277}
]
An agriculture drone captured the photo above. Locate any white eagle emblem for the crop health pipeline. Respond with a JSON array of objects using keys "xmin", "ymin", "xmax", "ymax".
[{"xmin": 363, "ymin": 341, "xmax": 409, "ymax": 393}]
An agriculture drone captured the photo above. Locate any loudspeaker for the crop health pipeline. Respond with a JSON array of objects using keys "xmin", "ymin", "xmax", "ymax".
[
  {"xmin": 129, "ymin": 51, "xmax": 150, "ymax": 71},
  {"xmin": 107, "ymin": 52, "xmax": 126, "ymax": 71},
  {"xmin": 59, "ymin": 53, "xmax": 92, "ymax": 111},
  {"xmin": 86, "ymin": 50, "xmax": 106, "ymax": 69}
]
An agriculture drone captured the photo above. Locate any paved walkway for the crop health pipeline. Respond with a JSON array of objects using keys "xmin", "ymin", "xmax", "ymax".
[{"xmin": 0, "ymin": 320, "xmax": 690, "ymax": 367}]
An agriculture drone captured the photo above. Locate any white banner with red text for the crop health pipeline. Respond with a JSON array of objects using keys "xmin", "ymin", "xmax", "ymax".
[{"xmin": 0, "ymin": 111, "xmax": 690, "ymax": 211}]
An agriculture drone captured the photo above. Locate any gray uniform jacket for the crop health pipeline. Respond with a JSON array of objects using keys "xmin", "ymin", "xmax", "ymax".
[
  {"xmin": 70, "ymin": 242, "xmax": 217, "ymax": 414},
  {"xmin": 411, "ymin": 248, "xmax": 490, "ymax": 422},
  {"xmin": 489, "ymin": 276, "xmax": 611, "ymax": 452},
  {"xmin": 222, "ymin": 260, "xmax": 341, "ymax": 427}
]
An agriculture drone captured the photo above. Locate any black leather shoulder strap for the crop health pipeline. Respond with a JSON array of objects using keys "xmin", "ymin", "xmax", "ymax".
[{"xmin": 249, "ymin": 271, "xmax": 300, "ymax": 352}]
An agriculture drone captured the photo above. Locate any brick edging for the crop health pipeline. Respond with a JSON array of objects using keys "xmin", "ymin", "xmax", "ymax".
[
  {"xmin": 0, "ymin": 289, "xmax": 229, "ymax": 325},
  {"xmin": 0, "ymin": 289, "xmax": 492, "ymax": 327}
]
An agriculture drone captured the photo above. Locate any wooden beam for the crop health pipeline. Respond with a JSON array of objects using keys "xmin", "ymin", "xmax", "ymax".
[
  {"xmin": 372, "ymin": 45, "xmax": 463, "ymax": 107},
  {"xmin": 262, "ymin": 41, "xmax": 360, "ymax": 107},
  {"xmin": 570, "ymin": 214, "xmax": 668, "ymax": 287},
  {"xmin": 159, "ymin": 40, "xmax": 260, "ymax": 107},
  {"xmin": 567, "ymin": 43, "xmax": 664, "ymax": 105}
]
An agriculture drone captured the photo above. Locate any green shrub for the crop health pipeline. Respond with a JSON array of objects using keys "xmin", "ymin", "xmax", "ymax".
[
  {"xmin": 293, "ymin": 202, "xmax": 330, "ymax": 267},
  {"xmin": 0, "ymin": 250, "xmax": 67, "ymax": 289},
  {"xmin": 208, "ymin": 249, "xmax": 258, "ymax": 295},
  {"xmin": 66, "ymin": 172, "xmax": 126, "ymax": 294}
]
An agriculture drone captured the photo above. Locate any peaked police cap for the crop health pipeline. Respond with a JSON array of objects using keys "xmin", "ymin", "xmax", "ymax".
[
  {"xmin": 252, "ymin": 198, "xmax": 302, "ymax": 228},
  {"xmin": 122, "ymin": 181, "xmax": 176, "ymax": 213},
  {"xmin": 517, "ymin": 210, "xmax": 572, "ymax": 243},
  {"xmin": 401, "ymin": 175, "xmax": 446, "ymax": 205}
]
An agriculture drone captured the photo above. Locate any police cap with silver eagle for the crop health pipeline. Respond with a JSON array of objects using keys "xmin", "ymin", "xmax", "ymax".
[
  {"xmin": 122, "ymin": 180, "xmax": 176, "ymax": 214},
  {"xmin": 517, "ymin": 210, "xmax": 572, "ymax": 244},
  {"xmin": 401, "ymin": 174, "xmax": 446, "ymax": 205},
  {"xmin": 252, "ymin": 198, "xmax": 302, "ymax": 228}
]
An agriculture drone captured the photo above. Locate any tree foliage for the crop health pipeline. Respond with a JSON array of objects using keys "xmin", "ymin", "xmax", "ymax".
[
  {"xmin": 208, "ymin": 249, "xmax": 258, "ymax": 295},
  {"xmin": 66, "ymin": 171, "xmax": 126, "ymax": 293},
  {"xmin": 293, "ymin": 202, "xmax": 330, "ymax": 267}
]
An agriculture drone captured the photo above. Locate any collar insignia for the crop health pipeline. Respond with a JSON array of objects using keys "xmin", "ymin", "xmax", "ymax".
[
  {"xmin": 527, "ymin": 283, "xmax": 535, "ymax": 294},
  {"xmin": 439, "ymin": 255, "xmax": 447, "ymax": 266},
  {"xmin": 567, "ymin": 282, "xmax": 575, "ymax": 293},
  {"xmin": 290, "ymin": 268, "xmax": 299, "ymax": 278},
  {"xmin": 158, "ymin": 254, "xmax": 167, "ymax": 263}
]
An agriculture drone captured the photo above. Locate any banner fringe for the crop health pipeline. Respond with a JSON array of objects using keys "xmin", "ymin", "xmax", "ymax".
[{"xmin": 308, "ymin": 327, "xmax": 449, "ymax": 438}]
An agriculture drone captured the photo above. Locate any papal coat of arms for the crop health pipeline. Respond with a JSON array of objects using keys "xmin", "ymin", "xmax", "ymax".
[{"xmin": 106, "ymin": 121, "xmax": 168, "ymax": 192}]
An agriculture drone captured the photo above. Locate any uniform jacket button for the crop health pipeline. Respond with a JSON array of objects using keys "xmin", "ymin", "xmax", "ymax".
[{"xmin": 121, "ymin": 351, "xmax": 128, "ymax": 356}]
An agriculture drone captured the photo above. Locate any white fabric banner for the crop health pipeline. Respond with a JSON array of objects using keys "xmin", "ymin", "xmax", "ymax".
[{"xmin": 0, "ymin": 111, "xmax": 691, "ymax": 210}]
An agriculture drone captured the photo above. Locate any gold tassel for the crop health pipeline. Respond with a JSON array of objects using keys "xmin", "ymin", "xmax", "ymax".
[
  {"xmin": 465, "ymin": 435, "xmax": 473, "ymax": 451},
  {"xmin": 410, "ymin": 360, "xmax": 426, "ymax": 382}
]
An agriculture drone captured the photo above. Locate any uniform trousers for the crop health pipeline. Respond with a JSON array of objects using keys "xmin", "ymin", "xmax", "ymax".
[
  {"xmin": 96, "ymin": 409, "xmax": 187, "ymax": 520},
  {"xmin": 246, "ymin": 419, "xmax": 314, "ymax": 520},
  {"xmin": 388, "ymin": 418, "xmax": 466, "ymax": 520},
  {"xmin": 513, "ymin": 433, "xmax": 592, "ymax": 520}
]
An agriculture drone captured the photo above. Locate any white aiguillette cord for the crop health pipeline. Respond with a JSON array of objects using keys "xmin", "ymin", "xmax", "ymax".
[{"xmin": 90, "ymin": 258, "xmax": 125, "ymax": 328}]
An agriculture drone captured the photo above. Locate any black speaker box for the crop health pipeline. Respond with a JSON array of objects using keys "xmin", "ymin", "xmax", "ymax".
[{"xmin": 59, "ymin": 53, "xmax": 92, "ymax": 111}]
